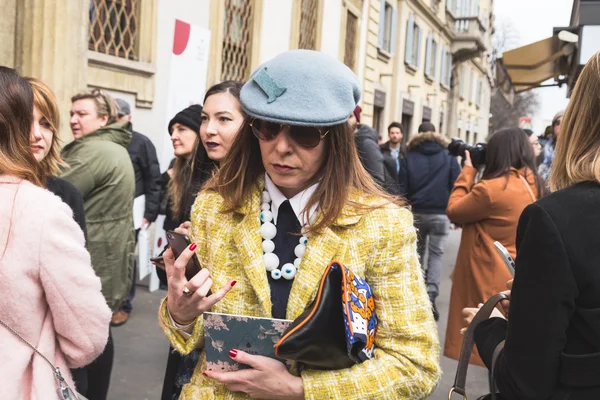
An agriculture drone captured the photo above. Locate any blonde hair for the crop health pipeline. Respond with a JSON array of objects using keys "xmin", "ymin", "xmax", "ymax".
[
  {"xmin": 550, "ymin": 51, "xmax": 600, "ymax": 191},
  {"xmin": 26, "ymin": 77, "xmax": 68, "ymax": 179},
  {"xmin": 71, "ymin": 88, "xmax": 119, "ymax": 125}
]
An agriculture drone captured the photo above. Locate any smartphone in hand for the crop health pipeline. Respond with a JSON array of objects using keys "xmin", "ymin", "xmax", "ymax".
[
  {"xmin": 166, "ymin": 230, "xmax": 202, "ymax": 280},
  {"xmin": 494, "ymin": 241, "xmax": 515, "ymax": 277}
]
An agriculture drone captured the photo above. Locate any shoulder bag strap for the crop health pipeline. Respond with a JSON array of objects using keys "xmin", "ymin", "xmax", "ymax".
[
  {"xmin": 519, "ymin": 175, "xmax": 536, "ymax": 202},
  {"xmin": 449, "ymin": 292, "xmax": 509, "ymax": 399},
  {"xmin": 0, "ymin": 318, "xmax": 81, "ymax": 400},
  {"xmin": 489, "ymin": 340, "xmax": 506, "ymax": 400}
]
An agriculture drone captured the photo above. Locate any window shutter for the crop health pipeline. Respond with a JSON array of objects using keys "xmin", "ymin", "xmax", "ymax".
[
  {"xmin": 390, "ymin": 7, "xmax": 398, "ymax": 55},
  {"xmin": 378, "ymin": 0, "xmax": 386, "ymax": 49},
  {"xmin": 460, "ymin": 66, "xmax": 465, "ymax": 96},
  {"xmin": 440, "ymin": 49, "xmax": 446, "ymax": 82},
  {"xmin": 447, "ymin": 52, "xmax": 453, "ymax": 86},
  {"xmin": 435, "ymin": 44, "xmax": 441, "ymax": 81},
  {"xmin": 425, "ymin": 36, "xmax": 432, "ymax": 76},
  {"xmin": 415, "ymin": 26, "xmax": 422, "ymax": 68},
  {"xmin": 404, "ymin": 15, "xmax": 414, "ymax": 64}
]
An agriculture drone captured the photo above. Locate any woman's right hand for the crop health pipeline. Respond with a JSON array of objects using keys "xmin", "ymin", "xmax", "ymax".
[
  {"xmin": 463, "ymin": 150, "xmax": 473, "ymax": 168},
  {"xmin": 164, "ymin": 245, "xmax": 236, "ymax": 326}
]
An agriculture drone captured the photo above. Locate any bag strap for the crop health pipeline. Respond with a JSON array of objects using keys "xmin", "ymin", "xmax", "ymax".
[
  {"xmin": 449, "ymin": 292, "xmax": 509, "ymax": 398},
  {"xmin": 489, "ymin": 340, "xmax": 506, "ymax": 400},
  {"xmin": 519, "ymin": 175, "xmax": 536, "ymax": 202},
  {"xmin": 0, "ymin": 318, "xmax": 79, "ymax": 399}
]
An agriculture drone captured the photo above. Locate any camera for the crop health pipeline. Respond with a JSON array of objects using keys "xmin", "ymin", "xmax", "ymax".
[{"xmin": 448, "ymin": 138, "xmax": 487, "ymax": 167}]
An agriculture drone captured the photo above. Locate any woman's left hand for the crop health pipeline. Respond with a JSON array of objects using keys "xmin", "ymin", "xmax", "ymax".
[
  {"xmin": 204, "ymin": 350, "xmax": 304, "ymax": 399},
  {"xmin": 460, "ymin": 303, "xmax": 506, "ymax": 335}
]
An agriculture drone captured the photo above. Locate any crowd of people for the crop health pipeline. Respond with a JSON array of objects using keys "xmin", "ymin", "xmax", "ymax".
[{"xmin": 1, "ymin": 48, "xmax": 600, "ymax": 400}]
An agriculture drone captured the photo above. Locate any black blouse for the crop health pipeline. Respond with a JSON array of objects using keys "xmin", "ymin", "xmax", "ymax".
[{"xmin": 46, "ymin": 176, "xmax": 88, "ymax": 243}]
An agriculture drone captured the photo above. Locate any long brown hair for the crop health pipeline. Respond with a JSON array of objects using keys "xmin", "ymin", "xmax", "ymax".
[
  {"xmin": 482, "ymin": 128, "xmax": 544, "ymax": 198},
  {"xmin": 26, "ymin": 77, "xmax": 68, "ymax": 180},
  {"xmin": 0, "ymin": 67, "xmax": 44, "ymax": 187},
  {"xmin": 170, "ymin": 81, "xmax": 245, "ymax": 219},
  {"xmin": 550, "ymin": 51, "xmax": 600, "ymax": 192},
  {"xmin": 206, "ymin": 121, "xmax": 402, "ymax": 234}
]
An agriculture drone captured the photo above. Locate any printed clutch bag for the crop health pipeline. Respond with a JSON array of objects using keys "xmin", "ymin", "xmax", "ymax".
[
  {"xmin": 203, "ymin": 312, "xmax": 293, "ymax": 372},
  {"xmin": 275, "ymin": 261, "xmax": 377, "ymax": 370}
]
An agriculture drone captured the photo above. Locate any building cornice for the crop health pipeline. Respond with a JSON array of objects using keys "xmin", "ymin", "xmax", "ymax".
[{"xmin": 409, "ymin": 0, "xmax": 455, "ymax": 41}]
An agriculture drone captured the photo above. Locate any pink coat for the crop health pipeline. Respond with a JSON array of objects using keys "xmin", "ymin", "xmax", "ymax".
[{"xmin": 0, "ymin": 175, "xmax": 111, "ymax": 399}]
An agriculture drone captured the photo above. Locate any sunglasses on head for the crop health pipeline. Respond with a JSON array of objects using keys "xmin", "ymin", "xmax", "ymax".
[{"xmin": 249, "ymin": 118, "xmax": 329, "ymax": 149}]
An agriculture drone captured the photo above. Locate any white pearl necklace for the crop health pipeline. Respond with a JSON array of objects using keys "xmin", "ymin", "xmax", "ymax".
[{"xmin": 259, "ymin": 191, "xmax": 309, "ymax": 280}]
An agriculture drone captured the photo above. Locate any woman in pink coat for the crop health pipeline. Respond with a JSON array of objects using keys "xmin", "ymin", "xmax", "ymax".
[{"xmin": 0, "ymin": 67, "xmax": 111, "ymax": 398}]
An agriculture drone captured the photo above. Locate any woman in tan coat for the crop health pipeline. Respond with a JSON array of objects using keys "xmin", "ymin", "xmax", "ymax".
[{"xmin": 444, "ymin": 128, "xmax": 543, "ymax": 365}]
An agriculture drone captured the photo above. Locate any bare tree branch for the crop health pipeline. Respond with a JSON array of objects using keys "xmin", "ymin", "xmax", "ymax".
[{"xmin": 489, "ymin": 20, "xmax": 539, "ymax": 135}]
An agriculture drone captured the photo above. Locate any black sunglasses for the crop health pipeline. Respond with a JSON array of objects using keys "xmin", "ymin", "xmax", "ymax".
[{"xmin": 249, "ymin": 118, "xmax": 329, "ymax": 149}]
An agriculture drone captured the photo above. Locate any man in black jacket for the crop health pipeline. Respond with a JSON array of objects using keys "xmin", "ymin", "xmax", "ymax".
[
  {"xmin": 113, "ymin": 98, "xmax": 161, "ymax": 326},
  {"xmin": 349, "ymin": 106, "xmax": 400, "ymax": 195},
  {"xmin": 399, "ymin": 122, "xmax": 460, "ymax": 320}
]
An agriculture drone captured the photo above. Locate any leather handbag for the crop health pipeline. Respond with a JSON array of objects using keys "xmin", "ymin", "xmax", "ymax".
[
  {"xmin": 275, "ymin": 261, "xmax": 377, "ymax": 370},
  {"xmin": 449, "ymin": 293, "xmax": 509, "ymax": 400}
]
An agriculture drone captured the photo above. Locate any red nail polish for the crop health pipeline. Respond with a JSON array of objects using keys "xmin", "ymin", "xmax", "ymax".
[
  {"xmin": 202, "ymin": 372, "xmax": 208, "ymax": 377},
  {"xmin": 189, "ymin": 243, "xmax": 197, "ymax": 251},
  {"xmin": 230, "ymin": 280, "xmax": 237, "ymax": 287},
  {"xmin": 229, "ymin": 349, "xmax": 238, "ymax": 358}
]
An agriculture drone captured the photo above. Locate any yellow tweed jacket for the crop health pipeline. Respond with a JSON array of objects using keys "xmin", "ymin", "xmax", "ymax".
[{"xmin": 159, "ymin": 184, "xmax": 440, "ymax": 399}]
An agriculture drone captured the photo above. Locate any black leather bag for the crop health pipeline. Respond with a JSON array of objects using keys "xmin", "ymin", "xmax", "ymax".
[
  {"xmin": 449, "ymin": 293, "xmax": 509, "ymax": 400},
  {"xmin": 275, "ymin": 261, "xmax": 377, "ymax": 370}
]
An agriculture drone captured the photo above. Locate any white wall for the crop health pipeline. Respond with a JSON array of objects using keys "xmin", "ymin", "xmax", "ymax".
[
  {"xmin": 259, "ymin": 0, "xmax": 293, "ymax": 63},
  {"xmin": 320, "ymin": 0, "xmax": 343, "ymax": 58},
  {"xmin": 128, "ymin": 0, "xmax": 211, "ymax": 171}
]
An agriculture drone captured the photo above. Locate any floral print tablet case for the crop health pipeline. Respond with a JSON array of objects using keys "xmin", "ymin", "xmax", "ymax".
[{"xmin": 204, "ymin": 312, "xmax": 293, "ymax": 371}]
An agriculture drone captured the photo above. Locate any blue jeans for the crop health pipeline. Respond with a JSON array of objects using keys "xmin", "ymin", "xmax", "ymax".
[{"xmin": 415, "ymin": 213, "xmax": 450, "ymax": 297}]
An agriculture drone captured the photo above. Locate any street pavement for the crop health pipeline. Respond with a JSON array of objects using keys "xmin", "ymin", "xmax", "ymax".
[{"xmin": 109, "ymin": 229, "xmax": 489, "ymax": 399}]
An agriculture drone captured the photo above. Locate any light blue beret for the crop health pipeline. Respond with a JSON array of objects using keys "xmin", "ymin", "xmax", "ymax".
[{"xmin": 240, "ymin": 50, "xmax": 361, "ymax": 127}]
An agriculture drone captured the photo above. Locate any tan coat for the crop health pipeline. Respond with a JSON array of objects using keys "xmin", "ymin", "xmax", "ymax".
[{"xmin": 444, "ymin": 166, "xmax": 537, "ymax": 365}]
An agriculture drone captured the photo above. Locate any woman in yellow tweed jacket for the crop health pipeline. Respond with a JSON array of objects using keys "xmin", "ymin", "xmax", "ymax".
[{"xmin": 158, "ymin": 50, "xmax": 440, "ymax": 399}]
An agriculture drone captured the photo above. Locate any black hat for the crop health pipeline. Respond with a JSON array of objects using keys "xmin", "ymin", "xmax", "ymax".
[{"xmin": 168, "ymin": 104, "xmax": 203, "ymax": 135}]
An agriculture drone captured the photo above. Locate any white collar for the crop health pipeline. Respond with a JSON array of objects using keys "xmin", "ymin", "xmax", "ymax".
[{"xmin": 264, "ymin": 173, "xmax": 319, "ymax": 227}]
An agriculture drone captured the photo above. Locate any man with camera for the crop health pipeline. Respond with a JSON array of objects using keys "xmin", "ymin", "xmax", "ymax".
[{"xmin": 398, "ymin": 122, "xmax": 460, "ymax": 320}]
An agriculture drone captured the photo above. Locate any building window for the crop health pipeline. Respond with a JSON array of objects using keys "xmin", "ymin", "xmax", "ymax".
[
  {"xmin": 476, "ymin": 78, "xmax": 482, "ymax": 107},
  {"xmin": 373, "ymin": 106, "xmax": 384, "ymax": 135},
  {"xmin": 298, "ymin": 0, "xmax": 318, "ymax": 50},
  {"xmin": 344, "ymin": 10, "xmax": 359, "ymax": 70},
  {"xmin": 404, "ymin": 15, "xmax": 422, "ymax": 68},
  {"xmin": 221, "ymin": 0, "xmax": 254, "ymax": 81},
  {"xmin": 425, "ymin": 36, "xmax": 438, "ymax": 79},
  {"xmin": 378, "ymin": 1, "xmax": 397, "ymax": 54},
  {"xmin": 89, "ymin": 0, "xmax": 140, "ymax": 60}
]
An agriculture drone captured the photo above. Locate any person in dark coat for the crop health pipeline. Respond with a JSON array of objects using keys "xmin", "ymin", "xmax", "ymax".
[
  {"xmin": 348, "ymin": 106, "xmax": 400, "ymax": 195},
  {"xmin": 112, "ymin": 98, "xmax": 162, "ymax": 326},
  {"xmin": 465, "ymin": 51, "xmax": 600, "ymax": 399},
  {"xmin": 399, "ymin": 122, "xmax": 460, "ymax": 320}
]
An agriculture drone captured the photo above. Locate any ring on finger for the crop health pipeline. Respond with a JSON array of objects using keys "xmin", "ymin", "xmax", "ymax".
[{"xmin": 183, "ymin": 286, "xmax": 194, "ymax": 296}]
